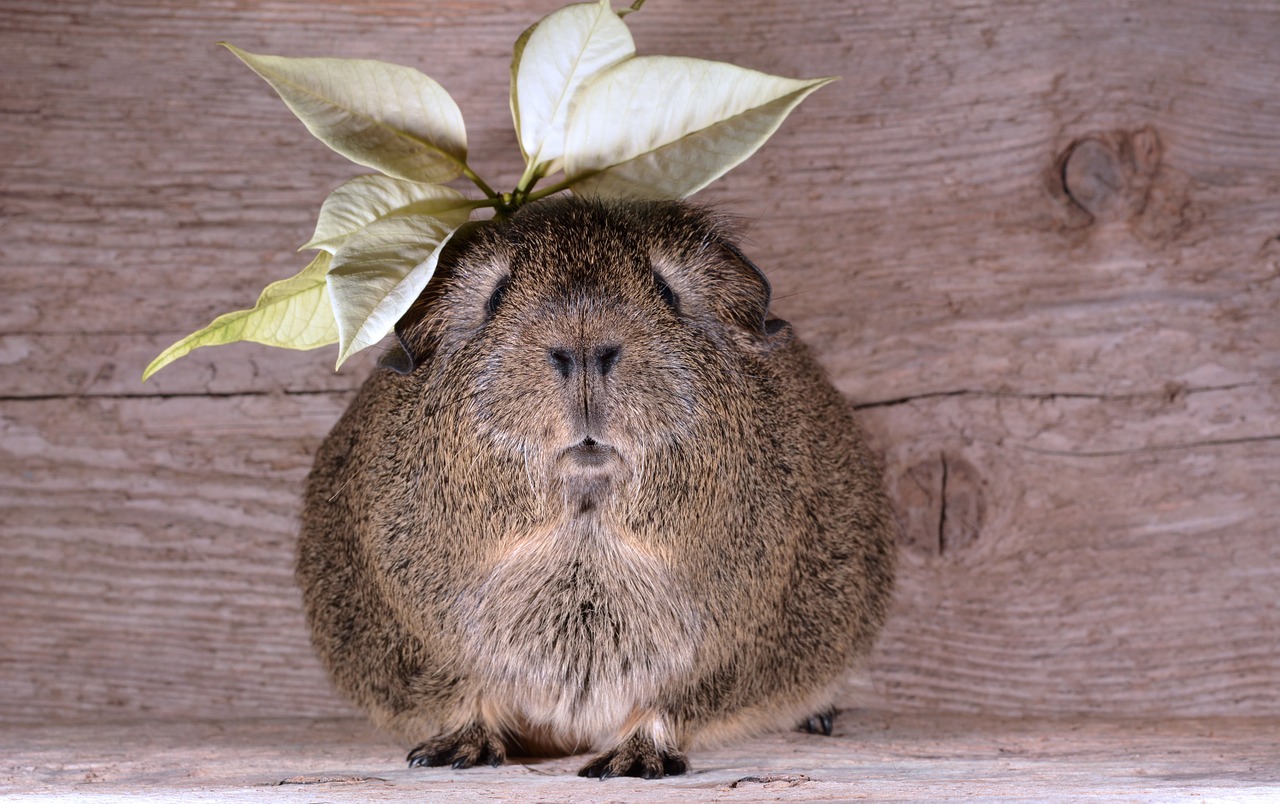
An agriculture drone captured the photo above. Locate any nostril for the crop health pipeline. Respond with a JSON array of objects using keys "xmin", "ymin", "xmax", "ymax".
[
  {"xmin": 594, "ymin": 344, "xmax": 622, "ymax": 376},
  {"xmin": 548, "ymin": 347, "xmax": 575, "ymax": 379}
]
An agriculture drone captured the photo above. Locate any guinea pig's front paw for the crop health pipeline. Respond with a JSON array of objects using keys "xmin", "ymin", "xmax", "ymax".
[
  {"xmin": 406, "ymin": 721, "xmax": 505, "ymax": 769},
  {"xmin": 577, "ymin": 731, "xmax": 689, "ymax": 780}
]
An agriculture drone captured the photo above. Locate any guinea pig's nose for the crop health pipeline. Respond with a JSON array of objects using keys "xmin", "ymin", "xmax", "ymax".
[
  {"xmin": 594, "ymin": 344, "xmax": 621, "ymax": 376},
  {"xmin": 548, "ymin": 347, "xmax": 575, "ymax": 379},
  {"xmin": 547, "ymin": 344, "xmax": 623, "ymax": 379}
]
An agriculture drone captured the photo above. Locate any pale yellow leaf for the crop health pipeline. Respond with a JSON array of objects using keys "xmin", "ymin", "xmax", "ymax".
[
  {"xmin": 222, "ymin": 43, "xmax": 468, "ymax": 183},
  {"xmin": 303, "ymin": 175, "xmax": 474, "ymax": 253},
  {"xmin": 563, "ymin": 56, "xmax": 836, "ymax": 199},
  {"xmin": 327, "ymin": 214, "xmax": 461, "ymax": 367},
  {"xmin": 143, "ymin": 252, "xmax": 337, "ymax": 380},
  {"xmin": 511, "ymin": 0, "xmax": 635, "ymax": 178}
]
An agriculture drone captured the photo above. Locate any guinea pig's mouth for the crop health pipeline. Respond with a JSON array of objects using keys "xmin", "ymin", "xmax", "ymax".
[{"xmin": 559, "ymin": 437, "xmax": 620, "ymax": 470}]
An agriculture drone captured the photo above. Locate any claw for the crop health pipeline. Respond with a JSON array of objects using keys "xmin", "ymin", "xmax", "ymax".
[
  {"xmin": 577, "ymin": 730, "xmax": 689, "ymax": 780},
  {"xmin": 406, "ymin": 722, "xmax": 505, "ymax": 770},
  {"xmin": 798, "ymin": 706, "xmax": 837, "ymax": 736}
]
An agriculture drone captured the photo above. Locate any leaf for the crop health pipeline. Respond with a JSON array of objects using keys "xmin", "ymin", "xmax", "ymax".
[
  {"xmin": 143, "ymin": 252, "xmax": 337, "ymax": 381},
  {"xmin": 327, "ymin": 214, "xmax": 461, "ymax": 367},
  {"xmin": 563, "ymin": 56, "xmax": 836, "ymax": 199},
  {"xmin": 510, "ymin": 0, "xmax": 635, "ymax": 179},
  {"xmin": 303, "ymin": 175, "xmax": 474, "ymax": 253},
  {"xmin": 221, "ymin": 43, "xmax": 468, "ymax": 183}
]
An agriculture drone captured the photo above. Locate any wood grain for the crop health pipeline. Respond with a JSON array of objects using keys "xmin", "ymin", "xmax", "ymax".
[
  {"xmin": 2, "ymin": 0, "xmax": 1278, "ymax": 728},
  {"xmin": 3, "ymin": 715, "xmax": 1278, "ymax": 799},
  {"xmin": 0, "ymin": 394, "xmax": 357, "ymax": 723}
]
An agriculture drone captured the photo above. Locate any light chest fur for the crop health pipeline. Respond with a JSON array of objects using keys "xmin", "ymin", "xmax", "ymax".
[{"xmin": 462, "ymin": 511, "xmax": 699, "ymax": 749}]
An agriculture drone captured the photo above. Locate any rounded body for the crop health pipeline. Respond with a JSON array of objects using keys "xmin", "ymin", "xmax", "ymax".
[{"xmin": 298, "ymin": 198, "xmax": 895, "ymax": 776}]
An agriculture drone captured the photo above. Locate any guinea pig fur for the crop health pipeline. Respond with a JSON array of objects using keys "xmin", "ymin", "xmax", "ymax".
[{"xmin": 297, "ymin": 196, "xmax": 896, "ymax": 779}]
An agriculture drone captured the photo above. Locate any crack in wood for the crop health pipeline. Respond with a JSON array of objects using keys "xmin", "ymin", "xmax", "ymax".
[
  {"xmin": 938, "ymin": 452, "xmax": 949, "ymax": 556},
  {"xmin": 0, "ymin": 382, "xmax": 1261, "ymax": 406},
  {"xmin": 854, "ymin": 382, "xmax": 1262, "ymax": 410},
  {"xmin": 276, "ymin": 774, "xmax": 385, "ymax": 786},
  {"xmin": 0, "ymin": 389, "xmax": 353, "ymax": 403},
  {"xmin": 1016, "ymin": 433, "xmax": 1280, "ymax": 458}
]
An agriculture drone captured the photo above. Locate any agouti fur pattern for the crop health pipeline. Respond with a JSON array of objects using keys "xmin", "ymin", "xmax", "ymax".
[{"xmin": 298, "ymin": 197, "xmax": 896, "ymax": 779}]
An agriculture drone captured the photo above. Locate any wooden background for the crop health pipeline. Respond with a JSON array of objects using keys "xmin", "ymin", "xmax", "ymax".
[{"xmin": 2, "ymin": 0, "xmax": 1278, "ymax": 730}]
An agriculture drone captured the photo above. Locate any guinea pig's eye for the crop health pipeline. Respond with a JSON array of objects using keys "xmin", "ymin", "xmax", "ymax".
[
  {"xmin": 653, "ymin": 271, "xmax": 680, "ymax": 312},
  {"xmin": 485, "ymin": 276, "xmax": 510, "ymax": 318}
]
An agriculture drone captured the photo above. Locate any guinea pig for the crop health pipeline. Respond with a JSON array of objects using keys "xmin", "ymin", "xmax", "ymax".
[{"xmin": 297, "ymin": 196, "xmax": 896, "ymax": 779}]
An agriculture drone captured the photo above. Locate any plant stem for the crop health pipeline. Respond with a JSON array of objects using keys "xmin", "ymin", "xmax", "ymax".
[
  {"xmin": 515, "ymin": 161, "xmax": 543, "ymax": 198},
  {"xmin": 523, "ymin": 176, "xmax": 583, "ymax": 203},
  {"xmin": 461, "ymin": 164, "xmax": 499, "ymax": 199}
]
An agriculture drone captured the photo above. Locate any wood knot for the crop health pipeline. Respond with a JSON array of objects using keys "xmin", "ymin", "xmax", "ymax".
[
  {"xmin": 893, "ymin": 451, "xmax": 985, "ymax": 557},
  {"xmin": 1051, "ymin": 126, "xmax": 1162, "ymax": 226}
]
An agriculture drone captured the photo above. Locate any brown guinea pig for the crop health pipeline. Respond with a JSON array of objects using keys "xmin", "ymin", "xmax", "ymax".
[{"xmin": 297, "ymin": 196, "xmax": 896, "ymax": 779}]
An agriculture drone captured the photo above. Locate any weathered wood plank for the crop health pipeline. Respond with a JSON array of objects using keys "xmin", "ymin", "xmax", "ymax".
[
  {"xmin": 3, "ymin": 715, "xmax": 1278, "ymax": 800},
  {"xmin": 862, "ymin": 390, "xmax": 1280, "ymax": 716},
  {"xmin": 3, "ymin": 391, "xmax": 1275, "ymax": 722},
  {"xmin": 1, "ymin": 0, "xmax": 1278, "ymax": 729},
  {"xmin": 0, "ymin": 394, "xmax": 356, "ymax": 723},
  {"xmin": 4, "ymin": 0, "xmax": 1277, "ymax": 397}
]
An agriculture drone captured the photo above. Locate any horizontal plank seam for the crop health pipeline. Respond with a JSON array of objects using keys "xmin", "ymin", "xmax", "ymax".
[
  {"xmin": 851, "ymin": 382, "xmax": 1263, "ymax": 410},
  {"xmin": 0, "ymin": 389, "xmax": 352, "ymax": 403},
  {"xmin": 1016, "ymin": 433, "xmax": 1280, "ymax": 457},
  {"xmin": 0, "ymin": 381, "xmax": 1261, "ymax": 405}
]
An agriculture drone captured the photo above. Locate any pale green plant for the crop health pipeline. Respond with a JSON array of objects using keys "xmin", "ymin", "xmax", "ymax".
[{"xmin": 144, "ymin": 0, "xmax": 835, "ymax": 380}]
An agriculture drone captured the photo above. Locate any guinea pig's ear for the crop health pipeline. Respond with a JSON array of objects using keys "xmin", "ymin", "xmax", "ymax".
[
  {"xmin": 377, "ymin": 325, "xmax": 418, "ymax": 375},
  {"xmin": 378, "ymin": 279, "xmax": 443, "ymax": 375},
  {"xmin": 719, "ymin": 240, "xmax": 794, "ymax": 354},
  {"xmin": 376, "ymin": 226, "xmax": 486, "ymax": 375}
]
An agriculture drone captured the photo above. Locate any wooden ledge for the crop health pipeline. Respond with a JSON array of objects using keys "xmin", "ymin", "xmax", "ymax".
[{"xmin": 4, "ymin": 713, "xmax": 1277, "ymax": 800}]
